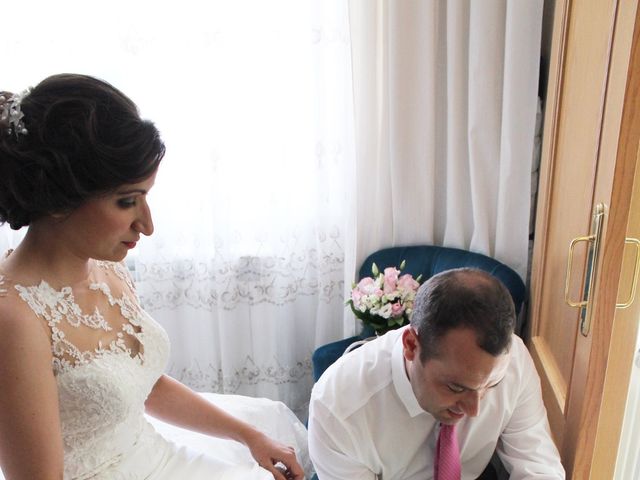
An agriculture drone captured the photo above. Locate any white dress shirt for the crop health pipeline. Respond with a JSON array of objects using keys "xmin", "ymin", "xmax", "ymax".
[{"xmin": 308, "ymin": 327, "xmax": 565, "ymax": 480}]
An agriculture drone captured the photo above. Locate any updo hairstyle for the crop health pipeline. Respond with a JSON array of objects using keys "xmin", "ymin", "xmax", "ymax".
[{"xmin": 0, "ymin": 73, "xmax": 165, "ymax": 229}]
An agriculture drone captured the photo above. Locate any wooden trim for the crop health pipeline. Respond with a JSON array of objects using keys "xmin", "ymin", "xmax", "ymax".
[
  {"xmin": 531, "ymin": 337, "xmax": 567, "ymax": 412},
  {"xmin": 528, "ymin": 0, "xmax": 571, "ymax": 339},
  {"xmin": 530, "ymin": 337, "xmax": 566, "ymax": 446}
]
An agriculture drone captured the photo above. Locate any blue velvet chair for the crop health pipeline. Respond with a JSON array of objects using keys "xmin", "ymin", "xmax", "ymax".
[{"xmin": 311, "ymin": 245, "xmax": 526, "ymax": 382}]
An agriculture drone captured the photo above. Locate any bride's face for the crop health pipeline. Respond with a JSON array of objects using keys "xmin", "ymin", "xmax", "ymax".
[{"xmin": 55, "ymin": 171, "xmax": 157, "ymax": 262}]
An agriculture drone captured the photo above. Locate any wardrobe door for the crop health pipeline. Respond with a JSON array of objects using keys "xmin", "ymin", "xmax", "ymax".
[{"xmin": 528, "ymin": 0, "xmax": 640, "ymax": 477}]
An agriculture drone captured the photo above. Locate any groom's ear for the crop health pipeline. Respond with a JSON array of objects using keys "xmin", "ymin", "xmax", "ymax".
[{"xmin": 402, "ymin": 326, "xmax": 420, "ymax": 362}]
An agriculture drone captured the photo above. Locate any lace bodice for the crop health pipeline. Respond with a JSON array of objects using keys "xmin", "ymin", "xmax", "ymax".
[
  {"xmin": 1, "ymin": 260, "xmax": 171, "ymax": 479},
  {"xmin": 14, "ymin": 261, "xmax": 151, "ymax": 375}
]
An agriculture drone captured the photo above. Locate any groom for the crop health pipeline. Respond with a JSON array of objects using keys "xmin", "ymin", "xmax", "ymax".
[{"xmin": 308, "ymin": 268, "xmax": 565, "ymax": 479}]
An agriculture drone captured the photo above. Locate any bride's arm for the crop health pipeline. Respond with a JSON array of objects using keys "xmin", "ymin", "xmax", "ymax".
[
  {"xmin": 144, "ymin": 374, "xmax": 304, "ymax": 480},
  {"xmin": 0, "ymin": 303, "xmax": 63, "ymax": 480}
]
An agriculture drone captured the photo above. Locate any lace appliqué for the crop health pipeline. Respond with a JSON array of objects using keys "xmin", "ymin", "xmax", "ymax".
[
  {"xmin": 96, "ymin": 260, "xmax": 139, "ymax": 297},
  {"xmin": 91, "ymin": 282, "xmax": 145, "ymax": 360},
  {"xmin": 16, "ymin": 278, "xmax": 146, "ymax": 373}
]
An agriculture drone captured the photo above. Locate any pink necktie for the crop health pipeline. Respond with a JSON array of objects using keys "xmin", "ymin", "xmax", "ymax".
[{"xmin": 434, "ymin": 423, "xmax": 461, "ymax": 480}]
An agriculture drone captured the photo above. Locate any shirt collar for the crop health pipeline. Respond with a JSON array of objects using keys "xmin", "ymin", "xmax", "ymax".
[{"xmin": 392, "ymin": 327, "xmax": 426, "ymax": 418}]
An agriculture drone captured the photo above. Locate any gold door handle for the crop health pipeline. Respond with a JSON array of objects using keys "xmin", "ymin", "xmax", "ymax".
[
  {"xmin": 617, "ymin": 237, "xmax": 640, "ymax": 308},
  {"xmin": 565, "ymin": 235, "xmax": 593, "ymax": 308},
  {"xmin": 564, "ymin": 203, "xmax": 606, "ymax": 336}
]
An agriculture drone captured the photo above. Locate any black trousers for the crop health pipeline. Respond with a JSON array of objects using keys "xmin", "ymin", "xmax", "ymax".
[{"xmin": 476, "ymin": 461, "xmax": 499, "ymax": 479}]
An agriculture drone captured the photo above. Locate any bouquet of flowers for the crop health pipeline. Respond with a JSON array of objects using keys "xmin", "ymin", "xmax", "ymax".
[{"xmin": 346, "ymin": 260, "xmax": 422, "ymax": 336}]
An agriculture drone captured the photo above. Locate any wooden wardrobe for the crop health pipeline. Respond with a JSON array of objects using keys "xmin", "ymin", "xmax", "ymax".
[{"xmin": 528, "ymin": 0, "xmax": 640, "ymax": 478}]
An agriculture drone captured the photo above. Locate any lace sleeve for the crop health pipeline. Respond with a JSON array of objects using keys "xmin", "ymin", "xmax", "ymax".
[
  {"xmin": 96, "ymin": 260, "xmax": 139, "ymax": 301},
  {"xmin": 119, "ymin": 261, "xmax": 138, "ymax": 291}
]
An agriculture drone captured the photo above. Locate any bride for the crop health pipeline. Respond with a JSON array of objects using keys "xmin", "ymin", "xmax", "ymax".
[{"xmin": 0, "ymin": 74, "xmax": 308, "ymax": 480}]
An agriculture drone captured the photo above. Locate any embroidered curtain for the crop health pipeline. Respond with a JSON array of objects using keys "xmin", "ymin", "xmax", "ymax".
[{"xmin": 127, "ymin": 2, "xmax": 354, "ymax": 418}]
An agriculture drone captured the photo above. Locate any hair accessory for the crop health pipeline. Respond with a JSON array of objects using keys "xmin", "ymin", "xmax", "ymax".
[{"xmin": 0, "ymin": 89, "xmax": 30, "ymax": 138}]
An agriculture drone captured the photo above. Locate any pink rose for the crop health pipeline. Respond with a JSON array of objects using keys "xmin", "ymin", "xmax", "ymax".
[
  {"xmin": 356, "ymin": 277, "xmax": 375, "ymax": 293},
  {"xmin": 351, "ymin": 289, "xmax": 364, "ymax": 307},
  {"xmin": 390, "ymin": 302, "xmax": 405, "ymax": 317},
  {"xmin": 383, "ymin": 267, "xmax": 400, "ymax": 294},
  {"xmin": 356, "ymin": 277, "xmax": 383, "ymax": 297},
  {"xmin": 397, "ymin": 273, "xmax": 420, "ymax": 292}
]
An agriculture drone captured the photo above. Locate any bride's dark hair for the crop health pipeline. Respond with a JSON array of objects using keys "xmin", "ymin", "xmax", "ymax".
[{"xmin": 0, "ymin": 73, "xmax": 165, "ymax": 230}]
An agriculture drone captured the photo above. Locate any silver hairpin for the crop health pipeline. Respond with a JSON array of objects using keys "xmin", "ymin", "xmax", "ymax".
[{"xmin": 0, "ymin": 89, "xmax": 31, "ymax": 138}]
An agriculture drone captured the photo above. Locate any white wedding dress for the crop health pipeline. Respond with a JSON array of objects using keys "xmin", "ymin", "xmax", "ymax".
[{"xmin": 0, "ymin": 258, "xmax": 311, "ymax": 480}]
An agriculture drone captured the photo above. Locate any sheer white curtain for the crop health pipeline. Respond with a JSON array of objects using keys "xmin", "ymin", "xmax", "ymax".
[
  {"xmin": 134, "ymin": 2, "xmax": 354, "ymax": 417},
  {"xmin": 2, "ymin": 0, "xmax": 353, "ymax": 418},
  {"xmin": 344, "ymin": 1, "xmax": 543, "ymax": 339}
]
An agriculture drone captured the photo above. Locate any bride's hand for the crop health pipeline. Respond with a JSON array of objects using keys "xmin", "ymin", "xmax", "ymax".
[{"xmin": 245, "ymin": 430, "xmax": 305, "ymax": 480}]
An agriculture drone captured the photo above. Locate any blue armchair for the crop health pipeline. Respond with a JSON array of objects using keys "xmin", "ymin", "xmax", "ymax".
[{"xmin": 311, "ymin": 245, "xmax": 526, "ymax": 382}]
